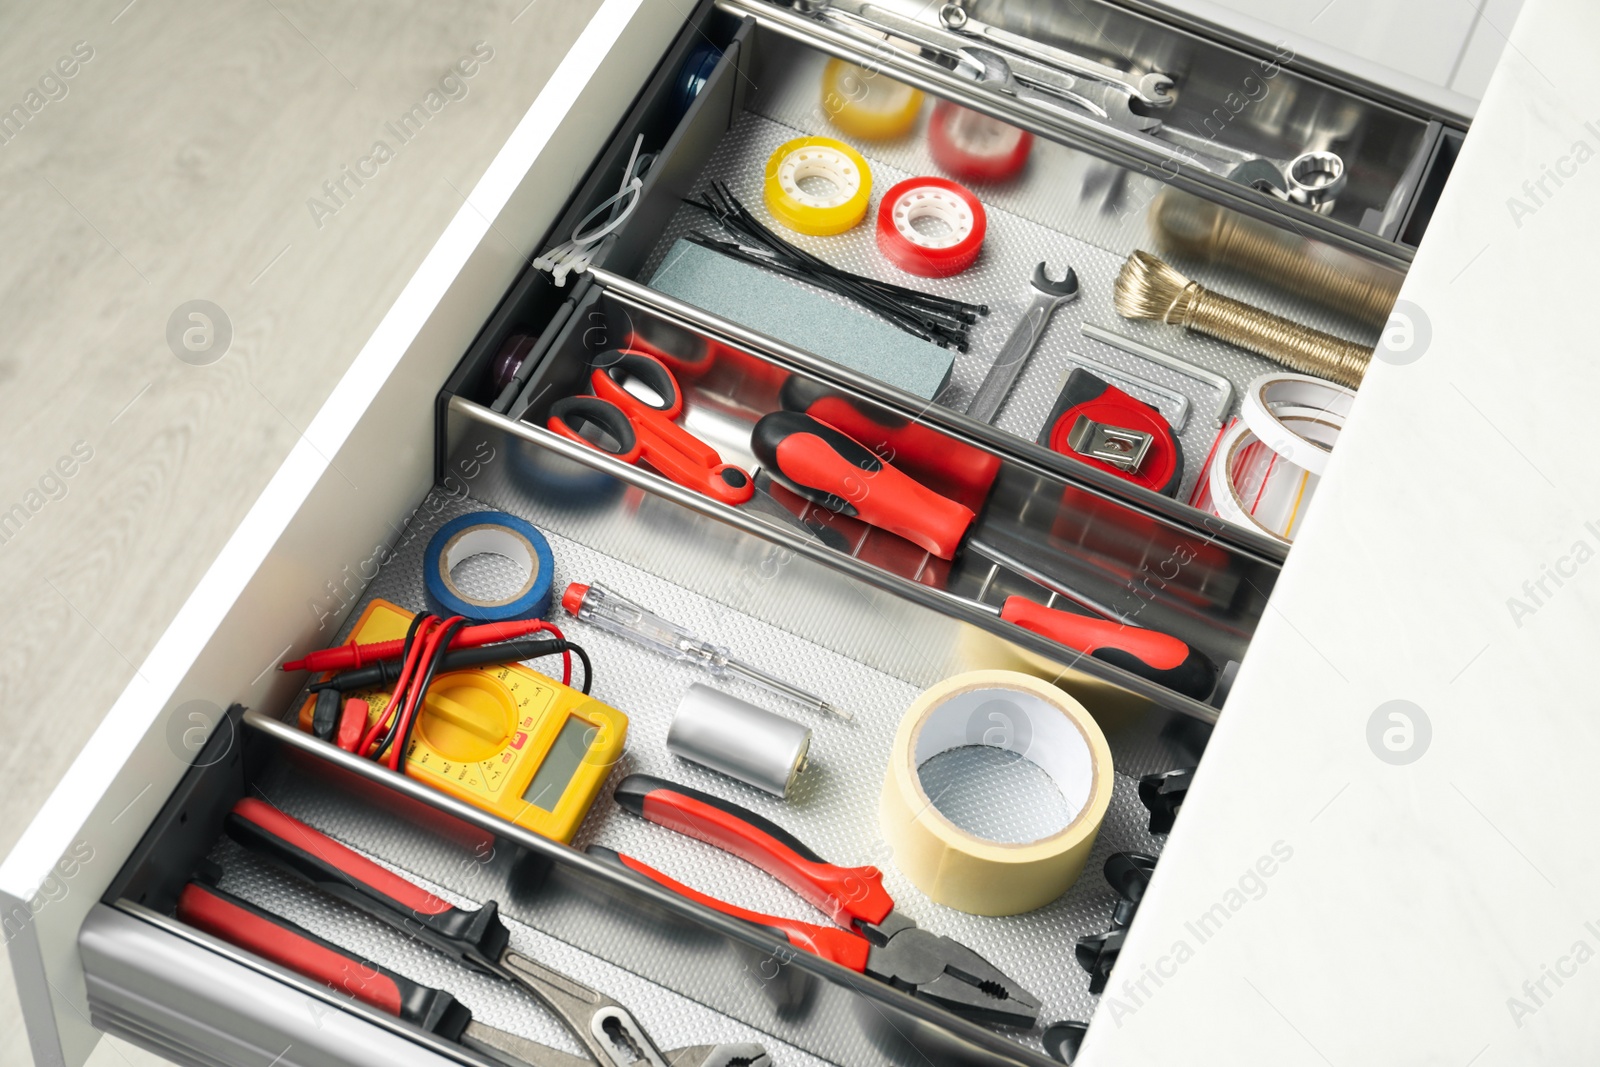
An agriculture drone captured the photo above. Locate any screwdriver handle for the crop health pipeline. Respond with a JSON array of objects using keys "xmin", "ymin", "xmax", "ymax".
[
  {"xmin": 226, "ymin": 798, "xmax": 509, "ymax": 971},
  {"xmin": 588, "ymin": 846, "xmax": 870, "ymax": 972},
  {"xmin": 562, "ymin": 581, "xmax": 721, "ymax": 664},
  {"xmin": 779, "ymin": 377, "xmax": 1002, "ymax": 499},
  {"xmin": 752, "ymin": 412, "xmax": 975, "ymax": 560},
  {"xmin": 998, "ymin": 596, "xmax": 1217, "ymax": 700},
  {"xmin": 176, "ymin": 882, "xmax": 471, "ymax": 1039},
  {"xmin": 613, "ymin": 775, "xmax": 894, "ymax": 929}
]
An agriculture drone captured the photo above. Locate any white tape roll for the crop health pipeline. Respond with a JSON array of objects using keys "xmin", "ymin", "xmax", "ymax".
[
  {"xmin": 1239, "ymin": 372, "xmax": 1354, "ymax": 477},
  {"xmin": 1206, "ymin": 420, "xmax": 1317, "ymax": 544},
  {"xmin": 878, "ymin": 671, "xmax": 1113, "ymax": 916}
]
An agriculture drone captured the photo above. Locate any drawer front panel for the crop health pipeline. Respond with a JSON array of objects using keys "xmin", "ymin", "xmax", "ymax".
[{"xmin": 2, "ymin": 2, "xmax": 688, "ymax": 1063}]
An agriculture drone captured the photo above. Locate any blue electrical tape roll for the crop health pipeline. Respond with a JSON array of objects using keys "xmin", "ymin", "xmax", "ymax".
[{"xmin": 423, "ymin": 512, "xmax": 555, "ymax": 621}]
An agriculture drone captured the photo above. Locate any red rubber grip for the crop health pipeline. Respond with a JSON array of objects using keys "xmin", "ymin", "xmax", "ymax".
[
  {"xmin": 639, "ymin": 788, "xmax": 895, "ymax": 929},
  {"xmin": 232, "ymin": 798, "xmax": 453, "ymax": 916},
  {"xmin": 1000, "ymin": 596, "xmax": 1190, "ymax": 671},
  {"xmin": 804, "ymin": 396, "xmax": 1002, "ymax": 499},
  {"xmin": 177, "ymin": 883, "xmax": 403, "ymax": 1015},
  {"xmin": 773, "ymin": 432, "xmax": 974, "ymax": 559},
  {"xmin": 612, "ymin": 852, "xmax": 871, "ymax": 972},
  {"xmin": 633, "ymin": 418, "xmax": 755, "ymax": 506}
]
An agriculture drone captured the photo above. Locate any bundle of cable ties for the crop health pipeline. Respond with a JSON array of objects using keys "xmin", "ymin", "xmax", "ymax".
[
  {"xmin": 685, "ymin": 181, "xmax": 988, "ymax": 351},
  {"xmin": 535, "ymin": 134, "xmax": 657, "ymax": 286}
]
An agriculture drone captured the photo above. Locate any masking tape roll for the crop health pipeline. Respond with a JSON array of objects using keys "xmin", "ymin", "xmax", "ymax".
[
  {"xmin": 763, "ymin": 136, "xmax": 873, "ymax": 236},
  {"xmin": 879, "ymin": 670, "xmax": 1114, "ymax": 916},
  {"xmin": 423, "ymin": 511, "xmax": 555, "ymax": 621},
  {"xmin": 823, "ymin": 58, "xmax": 924, "ymax": 141}
]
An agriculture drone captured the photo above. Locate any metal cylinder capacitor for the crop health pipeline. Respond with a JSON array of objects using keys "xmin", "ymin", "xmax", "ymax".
[{"xmin": 667, "ymin": 683, "xmax": 811, "ymax": 797}]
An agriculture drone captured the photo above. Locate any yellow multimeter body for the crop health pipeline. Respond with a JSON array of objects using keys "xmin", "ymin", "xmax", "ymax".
[{"xmin": 297, "ymin": 599, "xmax": 627, "ymax": 843}]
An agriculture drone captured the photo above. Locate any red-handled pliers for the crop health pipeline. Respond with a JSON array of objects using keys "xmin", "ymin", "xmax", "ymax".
[
  {"xmin": 181, "ymin": 798, "xmax": 770, "ymax": 1067},
  {"xmin": 589, "ymin": 775, "xmax": 1042, "ymax": 1029}
]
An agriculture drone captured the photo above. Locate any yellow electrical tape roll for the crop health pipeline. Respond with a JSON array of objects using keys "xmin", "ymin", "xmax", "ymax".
[
  {"xmin": 879, "ymin": 670, "xmax": 1114, "ymax": 916},
  {"xmin": 763, "ymin": 136, "xmax": 873, "ymax": 236},
  {"xmin": 822, "ymin": 58, "xmax": 924, "ymax": 141}
]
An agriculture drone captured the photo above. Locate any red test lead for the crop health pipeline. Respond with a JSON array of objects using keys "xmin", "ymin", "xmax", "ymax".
[{"xmin": 281, "ymin": 618, "xmax": 554, "ymax": 673}]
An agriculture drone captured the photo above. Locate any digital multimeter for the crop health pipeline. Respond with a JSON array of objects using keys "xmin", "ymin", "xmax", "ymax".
[{"xmin": 296, "ymin": 599, "xmax": 628, "ymax": 843}]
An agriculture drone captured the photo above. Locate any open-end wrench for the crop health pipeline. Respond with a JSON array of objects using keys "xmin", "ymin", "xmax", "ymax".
[
  {"xmin": 966, "ymin": 263, "xmax": 1079, "ymax": 423},
  {"xmin": 822, "ymin": 1, "xmax": 1171, "ymax": 133}
]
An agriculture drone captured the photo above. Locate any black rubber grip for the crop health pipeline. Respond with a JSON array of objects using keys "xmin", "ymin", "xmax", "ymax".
[
  {"xmin": 750, "ymin": 410, "xmax": 881, "ymax": 516},
  {"xmin": 1093, "ymin": 644, "xmax": 1216, "ymax": 703}
]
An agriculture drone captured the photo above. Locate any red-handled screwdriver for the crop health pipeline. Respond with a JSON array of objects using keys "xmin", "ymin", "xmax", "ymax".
[
  {"xmin": 751, "ymin": 411, "xmax": 1217, "ymax": 700},
  {"xmin": 975, "ymin": 596, "xmax": 1215, "ymax": 701},
  {"xmin": 751, "ymin": 410, "xmax": 977, "ymax": 559}
]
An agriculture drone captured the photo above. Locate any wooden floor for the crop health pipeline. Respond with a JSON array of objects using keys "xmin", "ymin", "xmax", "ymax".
[{"xmin": 0, "ymin": 1, "xmax": 603, "ymax": 1062}]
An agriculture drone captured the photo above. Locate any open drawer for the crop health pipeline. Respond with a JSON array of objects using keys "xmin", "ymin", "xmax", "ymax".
[{"xmin": 2, "ymin": 2, "xmax": 1474, "ymax": 1066}]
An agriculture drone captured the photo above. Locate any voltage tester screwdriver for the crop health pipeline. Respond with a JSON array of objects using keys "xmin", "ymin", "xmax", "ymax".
[
  {"xmin": 751, "ymin": 411, "xmax": 1217, "ymax": 700},
  {"xmin": 561, "ymin": 581, "xmax": 851, "ymax": 720}
]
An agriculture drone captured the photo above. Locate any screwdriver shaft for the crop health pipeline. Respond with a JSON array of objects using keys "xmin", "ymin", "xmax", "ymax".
[
  {"xmin": 965, "ymin": 537, "xmax": 1134, "ymax": 626},
  {"xmin": 724, "ymin": 658, "xmax": 851, "ymax": 721}
]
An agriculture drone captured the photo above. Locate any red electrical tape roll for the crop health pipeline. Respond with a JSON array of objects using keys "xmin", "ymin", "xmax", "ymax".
[
  {"xmin": 875, "ymin": 177, "xmax": 987, "ymax": 278},
  {"xmin": 928, "ymin": 101, "xmax": 1033, "ymax": 183}
]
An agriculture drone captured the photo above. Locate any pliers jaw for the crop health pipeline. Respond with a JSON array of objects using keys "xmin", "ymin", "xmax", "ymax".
[{"xmin": 861, "ymin": 920, "xmax": 1042, "ymax": 1030}]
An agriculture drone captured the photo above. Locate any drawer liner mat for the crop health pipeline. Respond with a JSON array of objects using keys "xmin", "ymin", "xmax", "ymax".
[
  {"xmin": 209, "ymin": 838, "xmax": 831, "ymax": 1066},
  {"xmin": 250, "ymin": 494, "xmax": 1170, "ymax": 1056}
]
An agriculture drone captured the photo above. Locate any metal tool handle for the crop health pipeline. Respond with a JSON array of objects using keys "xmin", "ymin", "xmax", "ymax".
[
  {"xmin": 498, "ymin": 951, "xmax": 672, "ymax": 1067},
  {"xmin": 966, "ymin": 298, "xmax": 1055, "ymax": 422}
]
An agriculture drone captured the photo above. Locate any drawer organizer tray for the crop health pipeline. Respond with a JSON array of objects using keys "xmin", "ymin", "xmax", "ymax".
[
  {"xmin": 456, "ymin": 1, "xmax": 1416, "ymax": 545},
  {"xmin": 98, "ymin": 483, "xmax": 1206, "ymax": 1065},
  {"xmin": 11, "ymin": 3, "xmax": 1474, "ymax": 1066},
  {"xmin": 449, "ymin": 281, "xmax": 1275, "ymax": 719}
]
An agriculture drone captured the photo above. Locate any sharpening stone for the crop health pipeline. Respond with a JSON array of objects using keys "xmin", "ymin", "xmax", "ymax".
[{"xmin": 648, "ymin": 239, "xmax": 954, "ymax": 400}]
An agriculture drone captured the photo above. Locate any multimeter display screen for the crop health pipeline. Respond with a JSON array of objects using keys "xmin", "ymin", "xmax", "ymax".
[{"xmin": 522, "ymin": 716, "xmax": 595, "ymax": 811}]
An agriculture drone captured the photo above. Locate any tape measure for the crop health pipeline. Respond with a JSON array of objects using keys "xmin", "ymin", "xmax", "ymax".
[
  {"xmin": 297, "ymin": 599, "xmax": 627, "ymax": 843},
  {"xmin": 1039, "ymin": 369, "xmax": 1183, "ymax": 496}
]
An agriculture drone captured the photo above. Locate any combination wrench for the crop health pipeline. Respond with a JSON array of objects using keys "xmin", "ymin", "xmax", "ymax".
[{"xmin": 966, "ymin": 262, "xmax": 1079, "ymax": 423}]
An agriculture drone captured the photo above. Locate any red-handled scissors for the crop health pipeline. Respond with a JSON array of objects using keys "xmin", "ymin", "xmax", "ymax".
[{"xmin": 548, "ymin": 348, "xmax": 754, "ymax": 506}]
